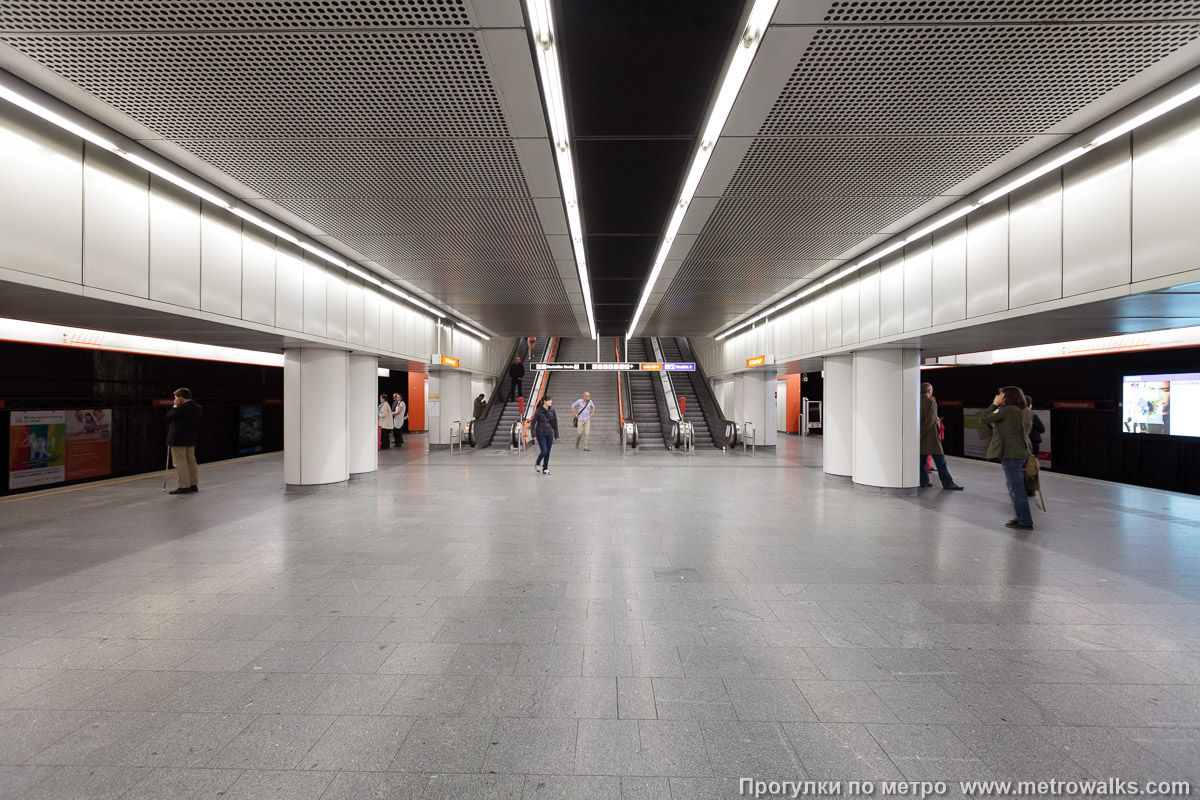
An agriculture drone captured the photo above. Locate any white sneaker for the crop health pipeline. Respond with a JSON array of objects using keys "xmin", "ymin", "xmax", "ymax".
[
  {"xmin": 534, "ymin": 465, "xmax": 542, "ymax": 473},
  {"xmin": 542, "ymin": 469, "xmax": 551, "ymax": 475}
]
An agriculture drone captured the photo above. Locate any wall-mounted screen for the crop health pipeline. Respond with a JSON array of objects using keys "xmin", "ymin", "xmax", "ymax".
[{"xmin": 1123, "ymin": 373, "xmax": 1200, "ymax": 437}]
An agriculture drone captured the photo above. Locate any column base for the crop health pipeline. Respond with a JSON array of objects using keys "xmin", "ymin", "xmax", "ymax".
[
  {"xmin": 285, "ymin": 479, "xmax": 349, "ymax": 494},
  {"xmin": 853, "ymin": 482, "xmax": 918, "ymax": 497},
  {"xmin": 349, "ymin": 471, "xmax": 376, "ymax": 482},
  {"xmin": 824, "ymin": 473, "xmax": 853, "ymax": 484}
]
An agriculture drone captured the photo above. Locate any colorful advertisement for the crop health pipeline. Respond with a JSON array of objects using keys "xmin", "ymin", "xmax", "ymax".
[
  {"xmin": 64, "ymin": 408, "xmax": 113, "ymax": 481},
  {"xmin": 1123, "ymin": 373, "xmax": 1200, "ymax": 437},
  {"xmin": 962, "ymin": 406, "xmax": 991, "ymax": 460},
  {"xmin": 8, "ymin": 411, "xmax": 67, "ymax": 489},
  {"xmin": 239, "ymin": 405, "xmax": 264, "ymax": 455}
]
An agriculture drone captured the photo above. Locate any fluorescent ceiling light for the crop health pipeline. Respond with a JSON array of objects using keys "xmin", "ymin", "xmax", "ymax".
[
  {"xmin": 714, "ymin": 72, "xmax": 1200, "ymax": 342},
  {"xmin": 231, "ymin": 207, "xmax": 300, "ymax": 244},
  {"xmin": 0, "ymin": 84, "xmax": 121, "ymax": 152},
  {"xmin": 120, "ymin": 153, "xmax": 231, "ymax": 209},
  {"xmin": 298, "ymin": 241, "xmax": 347, "ymax": 268},
  {"xmin": 628, "ymin": 0, "xmax": 779, "ymax": 339},
  {"xmin": 526, "ymin": 0, "xmax": 597, "ymax": 339},
  {"xmin": 455, "ymin": 321, "xmax": 490, "ymax": 340}
]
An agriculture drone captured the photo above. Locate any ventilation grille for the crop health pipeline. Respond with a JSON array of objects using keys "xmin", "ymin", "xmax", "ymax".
[
  {"xmin": 701, "ymin": 196, "xmax": 937, "ymax": 237},
  {"xmin": 0, "ymin": 32, "xmax": 508, "ymax": 138},
  {"xmin": 180, "ymin": 140, "xmax": 529, "ymax": 198},
  {"xmin": 823, "ymin": 1, "xmax": 1200, "ymax": 23},
  {"xmin": 274, "ymin": 198, "xmax": 547, "ymax": 239},
  {"xmin": 762, "ymin": 24, "xmax": 1200, "ymax": 135},
  {"xmin": 0, "ymin": 1, "xmax": 473, "ymax": 31}
]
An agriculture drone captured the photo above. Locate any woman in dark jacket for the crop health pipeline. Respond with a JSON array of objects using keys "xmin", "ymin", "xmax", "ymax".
[
  {"xmin": 531, "ymin": 396, "xmax": 559, "ymax": 475},
  {"xmin": 979, "ymin": 386, "xmax": 1034, "ymax": 530}
]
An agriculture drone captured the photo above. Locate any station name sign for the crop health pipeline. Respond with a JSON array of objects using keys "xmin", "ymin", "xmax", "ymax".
[{"xmin": 534, "ymin": 362, "xmax": 695, "ymax": 372}]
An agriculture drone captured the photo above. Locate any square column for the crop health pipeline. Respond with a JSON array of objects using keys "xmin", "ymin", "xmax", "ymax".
[
  {"xmin": 733, "ymin": 369, "xmax": 778, "ymax": 447},
  {"xmin": 823, "ymin": 353, "xmax": 853, "ymax": 480},
  {"xmin": 852, "ymin": 348, "xmax": 920, "ymax": 495},
  {"xmin": 427, "ymin": 369, "xmax": 471, "ymax": 449},
  {"xmin": 284, "ymin": 348, "xmax": 349, "ymax": 492},
  {"xmin": 348, "ymin": 354, "xmax": 378, "ymax": 481}
]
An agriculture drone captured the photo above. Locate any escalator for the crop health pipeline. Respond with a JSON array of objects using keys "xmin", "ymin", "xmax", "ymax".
[
  {"xmin": 657, "ymin": 337, "xmax": 715, "ymax": 449},
  {"xmin": 479, "ymin": 337, "xmax": 549, "ymax": 448},
  {"xmin": 626, "ymin": 338, "xmax": 665, "ymax": 448}
]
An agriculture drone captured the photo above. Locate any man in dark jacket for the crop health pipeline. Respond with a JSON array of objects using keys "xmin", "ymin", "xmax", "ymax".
[
  {"xmin": 508, "ymin": 356, "xmax": 525, "ymax": 402},
  {"xmin": 919, "ymin": 383, "xmax": 963, "ymax": 491},
  {"xmin": 166, "ymin": 388, "xmax": 203, "ymax": 495}
]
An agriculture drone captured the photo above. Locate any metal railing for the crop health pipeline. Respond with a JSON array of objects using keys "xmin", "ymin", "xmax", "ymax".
[
  {"xmin": 621, "ymin": 421, "xmax": 638, "ymax": 455},
  {"xmin": 449, "ymin": 420, "xmax": 466, "ymax": 454},
  {"xmin": 679, "ymin": 421, "xmax": 694, "ymax": 454},
  {"xmin": 742, "ymin": 422, "xmax": 756, "ymax": 456},
  {"xmin": 510, "ymin": 420, "xmax": 526, "ymax": 453}
]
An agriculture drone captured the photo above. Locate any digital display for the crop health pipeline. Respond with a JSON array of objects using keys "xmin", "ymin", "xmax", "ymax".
[{"xmin": 1123, "ymin": 373, "xmax": 1200, "ymax": 437}]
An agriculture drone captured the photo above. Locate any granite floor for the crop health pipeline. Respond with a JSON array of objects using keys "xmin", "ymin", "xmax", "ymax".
[{"xmin": 0, "ymin": 436, "xmax": 1198, "ymax": 799}]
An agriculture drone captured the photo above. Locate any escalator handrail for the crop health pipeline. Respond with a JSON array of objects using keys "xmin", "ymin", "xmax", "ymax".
[{"xmin": 674, "ymin": 336, "xmax": 735, "ymax": 449}]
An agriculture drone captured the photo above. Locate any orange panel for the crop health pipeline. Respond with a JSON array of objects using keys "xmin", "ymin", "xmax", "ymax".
[
  {"xmin": 407, "ymin": 372, "xmax": 428, "ymax": 432},
  {"xmin": 785, "ymin": 374, "xmax": 805, "ymax": 433}
]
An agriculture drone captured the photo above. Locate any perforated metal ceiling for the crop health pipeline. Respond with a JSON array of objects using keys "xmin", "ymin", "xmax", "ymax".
[
  {"xmin": 642, "ymin": 0, "xmax": 1200, "ymax": 335},
  {"xmin": 0, "ymin": 1, "xmax": 585, "ymax": 336}
]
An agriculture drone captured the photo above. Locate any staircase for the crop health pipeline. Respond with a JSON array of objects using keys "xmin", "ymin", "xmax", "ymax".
[
  {"xmin": 548, "ymin": 338, "xmax": 620, "ymax": 447},
  {"xmin": 493, "ymin": 337, "xmax": 549, "ymax": 447},
  {"xmin": 626, "ymin": 338, "xmax": 665, "ymax": 449},
  {"xmin": 657, "ymin": 337, "xmax": 715, "ymax": 449}
]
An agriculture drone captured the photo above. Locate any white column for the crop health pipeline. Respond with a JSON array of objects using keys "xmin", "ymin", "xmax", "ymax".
[
  {"xmin": 852, "ymin": 348, "xmax": 920, "ymax": 494},
  {"xmin": 427, "ymin": 369, "xmax": 471, "ymax": 448},
  {"xmin": 733, "ymin": 369, "xmax": 778, "ymax": 447},
  {"xmin": 823, "ymin": 353, "xmax": 854, "ymax": 479},
  {"xmin": 348, "ymin": 354, "xmax": 378, "ymax": 481},
  {"xmin": 284, "ymin": 348, "xmax": 349, "ymax": 492}
]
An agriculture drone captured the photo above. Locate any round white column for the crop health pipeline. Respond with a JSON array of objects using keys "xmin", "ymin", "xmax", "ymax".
[
  {"xmin": 348, "ymin": 354, "xmax": 378, "ymax": 481},
  {"xmin": 284, "ymin": 348, "xmax": 350, "ymax": 493},
  {"xmin": 852, "ymin": 348, "xmax": 920, "ymax": 495},
  {"xmin": 823, "ymin": 353, "xmax": 854, "ymax": 480}
]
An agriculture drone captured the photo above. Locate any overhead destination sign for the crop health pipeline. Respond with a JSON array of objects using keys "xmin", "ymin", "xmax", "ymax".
[{"xmin": 534, "ymin": 362, "xmax": 695, "ymax": 371}]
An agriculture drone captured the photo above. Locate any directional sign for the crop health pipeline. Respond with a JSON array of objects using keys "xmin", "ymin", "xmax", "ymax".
[{"xmin": 533, "ymin": 362, "xmax": 695, "ymax": 371}]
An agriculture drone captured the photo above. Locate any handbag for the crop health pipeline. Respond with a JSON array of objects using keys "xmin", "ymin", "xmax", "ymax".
[
  {"xmin": 573, "ymin": 418, "xmax": 578, "ymax": 427},
  {"xmin": 1023, "ymin": 452, "xmax": 1046, "ymax": 511}
]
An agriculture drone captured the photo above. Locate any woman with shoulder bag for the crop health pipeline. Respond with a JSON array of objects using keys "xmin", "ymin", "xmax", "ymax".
[
  {"xmin": 978, "ymin": 386, "xmax": 1035, "ymax": 530},
  {"xmin": 531, "ymin": 396, "xmax": 560, "ymax": 475}
]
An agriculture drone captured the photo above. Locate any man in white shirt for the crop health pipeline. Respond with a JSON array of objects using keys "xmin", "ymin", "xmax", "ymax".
[{"xmin": 571, "ymin": 392, "xmax": 595, "ymax": 451}]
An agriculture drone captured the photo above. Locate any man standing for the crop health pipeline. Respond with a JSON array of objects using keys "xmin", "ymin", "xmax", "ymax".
[
  {"xmin": 508, "ymin": 356, "xmax": 525, "ymax": 402},
  {"xmin": 572, "ymin": 391, "xmax": 595, "ymax": 451},
  {"xmin": 919, "ymin": 382, "xmax": 963, "ymax": 491},
  {"xmin": 473, "ymin": 393, "xmax": 488, "ymax": 420},
  {"xmin": 166, "ymin": 388, "xmax": 203, "ymax": 495},
  {"xmin": 391, "ymin": 393, "xmax": 406, "ymax": 447}
]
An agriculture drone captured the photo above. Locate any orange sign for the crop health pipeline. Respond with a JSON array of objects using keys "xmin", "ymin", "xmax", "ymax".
[
  {"xmin": 747, "ymin": 355, "xmax": 766, "ymax": 368},
  {"xmin": 440, "ymin": 355, "xmax": 460, "ymax": 368},
  {"xmin": 640, "ymin": 362, "xmax": 662, "ymax": 370}
]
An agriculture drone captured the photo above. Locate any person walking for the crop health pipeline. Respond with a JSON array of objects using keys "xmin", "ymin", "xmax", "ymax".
[
  {"xmin": 378, "ymin": 393, "xmax": 393, "ymax": 450},
  {"xmin": 165, "ymin": 387, "xmax": 203, "ymax": 495},
  {"xmin": 473, "ymin": 393, "xmax": 488, "ymax": 420},
  {"xmin": 532, "ymin": 395, "xmax": 559, "ymax": 475},
  {"xmin": 508, "ymin": 356, "xmax": 525, "ymax": 402},
  {"xmin": 572, "ymin": 391, "xmax": 595, "ymax": 451},
  {"xmin": 919, "ymin": 383, "xmax": 964, "ymax": 491},
  {"xmin": 979, "ymin": 386, "xmax": 1035, "ymax": 530},
  {"xmin": 391, "ymin": 393, "xmax": 406, "ymax": 448}
]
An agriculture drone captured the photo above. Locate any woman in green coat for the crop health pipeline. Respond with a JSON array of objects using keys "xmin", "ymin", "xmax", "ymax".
[{"xmin": 978, "ymin": 386, "xmax": 1034, "ymax": 530}]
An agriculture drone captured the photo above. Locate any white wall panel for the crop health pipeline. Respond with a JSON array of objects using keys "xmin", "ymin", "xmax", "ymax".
[
  {"xmin": 148, "ymin": 177, "xmax": 200, "ymax": 309},
  {"xmin": 1063, "ymin": 139, "xmax": 1131, "ymax": 297},
  {"xmin": 813, "ymin": 292, "xmax": 827, "ymax": 351},
  {"xmin": 363, "ymin": 286, "xmax": 380, "ymax": 348},
  {"xmin": 0, "ymin": 109, "xmax": 82, "ymax": 283},
  {"xmin": 879, "ymin": 253, "xmax": 904, "ymax": 336},
  {"xmin": 379, "ymin": 296, "xmax": 394, "ymax": 351},
  {"xmin": 302, "ymin": 256, "xmax": 327, "ymax": 337},
  {"xmin": 83, "ymin": 146, "xmax": 148, "ymax": 298},
  {"xmin": 841, "ymin": 275, "xmax": 860, "ymax": 345},
  {"xmin": 346, "ymin": 280, "xmax": 365, "ymax": 345},
  {"xmin": 859, "ymin": 264, "xmax": 880, "ymax": 341},
  {"xmin": 1008, "ymin": 173, "xmax": 1063, "ymax": 308},
  {"xmin": 392, "ymin": 304, "xmax": 407, "ymax": 354},
  {"xmin": 1133, "ymin": 113, "xmax": 1200, "ymax": 283},
  {"xmin": 241, "ymin": 231, "xmax": 276, "ymax": 325},
  {"xmin": 801, "ymin": 302, "xmax": 814, "ymax": 355},
  {"xmin": 966, "ymin": 202, "xmax": 1009, "ymax": 317},
  {"xmin": 200, "ymin": 204, "xmax": 242, "ymax": 317},
  {"xmin": 930, "ymin": 219, "xmax": 966, "ymax": 325},
  {"xmin": 902, "ymin": 238, "xmax": 932, "ymax": 331},
  {"xmin": 274, "ymin": 243, "xmax": 304, "ymax": 331},
  {"xmin": 326, "ymin": 268, "xmax": 347, "ymax": 341},
  {"xmin": 826, "ymin": 284, "xmax": 842, "ymax": 349}
]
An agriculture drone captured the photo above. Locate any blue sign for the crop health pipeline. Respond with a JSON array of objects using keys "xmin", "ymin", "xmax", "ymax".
[{"xmin": 663, "ymin": 363, "xmax": 696, "ymax": 371}]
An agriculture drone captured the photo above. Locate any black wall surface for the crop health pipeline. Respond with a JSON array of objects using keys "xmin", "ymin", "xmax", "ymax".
[
  {"xmin": 922, "ymin": 346, "xmax": 1200, "ymax": 495},
  {"xmin": 1, "ymin": 342, "xmax": 284, "ymax": 496}
]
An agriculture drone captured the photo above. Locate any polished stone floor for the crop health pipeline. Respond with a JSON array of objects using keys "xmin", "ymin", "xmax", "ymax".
[{"xmin": 0, "ymin": 435, "xmax": 1198, "ymax": 799}]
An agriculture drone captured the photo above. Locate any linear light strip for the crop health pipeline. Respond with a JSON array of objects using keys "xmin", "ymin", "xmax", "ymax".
[
  {"xmin": 526, "ymin": 0, "xmax": 597, "ymax": 340},
  {"xmin": 455, "ymin": 322, "xmax": 491, "ymax": 341},
  {"xmin": 0, "ymin": 77, "xmax": 469, "ymax": 328},
  {"xmin": 627, "ymin": 0, "xmax": 780, "ymax": 339},
  {"xmin": 713, "ymin": 71, "xmax": 1200, "ymax": 342}
]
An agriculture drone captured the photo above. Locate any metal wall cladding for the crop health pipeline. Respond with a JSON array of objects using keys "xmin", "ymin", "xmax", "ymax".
[{"xmin": 819, "ymin": 2, "xmax": 1200, "ymax": 24}]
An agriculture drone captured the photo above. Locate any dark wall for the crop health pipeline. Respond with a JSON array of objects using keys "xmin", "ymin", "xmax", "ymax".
[
  {"xmin": 1, "ymin": 342, "xmax": 283, "ymax": 495},
  {"xmin": 923, "ymin": 346, "xmax": 1200, "ymax": 495},
  {"xmin": 377, "ymin": 371, "xmax": 410, "ymax": 432}
]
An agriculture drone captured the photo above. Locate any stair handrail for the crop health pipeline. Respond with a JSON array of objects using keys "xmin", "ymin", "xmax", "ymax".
[
  {"xmin": 648, "ymin": 338, "xmax": 682, "ymax": 422},
  {"xmin": 674, "ymin": 336, "xmax": 735, "ymax": 450},
  {"xmin": 473, "ymin": 337, "xmax": 524, "ymax": 449},
  {"xmin": 523, "ymin": 337, "xmax": 560, "ymax": 444}
]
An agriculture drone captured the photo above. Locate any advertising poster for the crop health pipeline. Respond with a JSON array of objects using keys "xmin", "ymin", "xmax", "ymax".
[
  {"xmin": 64, "ymin": 408, "xmax": 113, "ymax": 481},
  {"xmin": 962, "ymin": 406, "xmax": 991, "ymax": 460},
  {"xmin": 8, "ymin": 410, "xmax": 67, "ymax": 489},
  {"xmin": 239, "ymin": 405, "xmax": 264, "ymax": 455}
]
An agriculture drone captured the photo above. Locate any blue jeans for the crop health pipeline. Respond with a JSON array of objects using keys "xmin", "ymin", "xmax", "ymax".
[
  {"xmin": 535, "ymin": 435, "xmax": 553, "ymax": 469},
  {"xmin": 920, "ymin": 454, "xmax": 955, "ymax": 487},
  {"xmin": 1002, "ymin": 458, "xmax": 1034, "ymax": 527}
]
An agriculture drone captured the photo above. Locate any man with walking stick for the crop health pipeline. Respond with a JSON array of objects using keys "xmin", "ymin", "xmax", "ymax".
[{"xmin": 165, "ymin": 388, "xmax": 203, "ymax": 495}]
